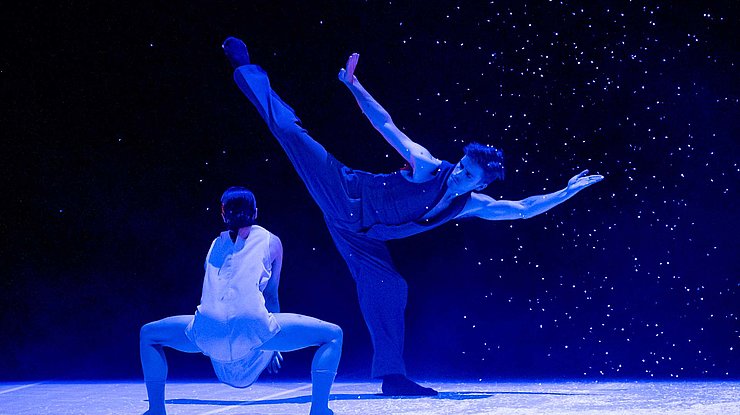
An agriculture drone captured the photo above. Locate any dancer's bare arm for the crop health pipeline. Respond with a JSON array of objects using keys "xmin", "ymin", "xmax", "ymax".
[
  {"xmin": 457, "ymin": 170, "xmax": 604, "ymax": 220},
  {"xmin": 264, "ymin": 234, "xmax": 282, "ymax": 313},
  {"xmin": 339, "ymin": 53, "xmax": 441, "ymax": 178},
  {"xmin": 264, "ymin": 233, "xmax": 284, "ymax": 373}
]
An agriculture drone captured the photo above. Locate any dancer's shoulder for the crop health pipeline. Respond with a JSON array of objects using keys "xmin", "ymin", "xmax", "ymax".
[{"xmin": 250, "ymin": 225, "xmax": 272, "ymax": 238}]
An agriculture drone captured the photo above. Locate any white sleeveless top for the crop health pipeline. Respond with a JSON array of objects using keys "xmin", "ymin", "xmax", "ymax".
[{"xmin": 185, "ymin": 225, "xmax": 280, "ymax": 362}]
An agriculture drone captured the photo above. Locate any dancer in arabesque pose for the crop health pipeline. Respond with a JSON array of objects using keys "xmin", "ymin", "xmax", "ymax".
[{"xmin": 223, "ymin": 37, "xmax": 603, "ymax": 395}]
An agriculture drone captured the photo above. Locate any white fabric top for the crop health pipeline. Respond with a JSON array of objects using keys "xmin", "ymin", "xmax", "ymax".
[{"xmin": 185, "ymin": 225, "xmax": 280, "ymax": 362}]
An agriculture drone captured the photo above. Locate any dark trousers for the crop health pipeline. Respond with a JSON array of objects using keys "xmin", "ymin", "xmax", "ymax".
[{"xmin": 234, "ymin": 66, "xmax": 408, "ymax": 377}]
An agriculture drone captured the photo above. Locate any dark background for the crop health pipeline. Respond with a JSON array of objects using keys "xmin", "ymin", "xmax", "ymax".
[{"xmin": 2, "ymin": 1, "xmax": 737, "ymax": 381}]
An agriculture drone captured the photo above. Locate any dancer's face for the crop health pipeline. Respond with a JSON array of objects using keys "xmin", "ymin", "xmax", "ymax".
[{"xmin": 448, "ymin": 156, "xmax": 487, "ymax": 194}]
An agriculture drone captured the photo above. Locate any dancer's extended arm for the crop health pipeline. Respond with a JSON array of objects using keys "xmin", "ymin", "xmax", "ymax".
[
  {"xmin": 339, "ymin": 53, "xmax": 441, "ymax": 178},
  {"xmin": 457, "ymin": 170, "xmax": 604, "ymax": 220}
]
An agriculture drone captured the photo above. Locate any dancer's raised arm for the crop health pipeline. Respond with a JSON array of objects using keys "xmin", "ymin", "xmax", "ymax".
[
  {"xmin": 339, "ymin": 53, "xmax": 441, "ymax": 179},
  {"xmin": 457, "ymin": 170, "xmax": 604, "ymax": 220}
]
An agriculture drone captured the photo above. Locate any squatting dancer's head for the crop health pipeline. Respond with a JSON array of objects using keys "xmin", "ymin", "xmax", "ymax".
[
  {"xmin": 221, "ymin": 186, "xmax": 258, "ymax": 231},
  {"xmin": 447, "ymin": 143, "xmax": 505, "ymax": 194}
]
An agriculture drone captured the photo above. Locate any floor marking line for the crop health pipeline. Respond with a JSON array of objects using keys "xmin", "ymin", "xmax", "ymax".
[
  {"xmin": 196, "ymin": 383, "xmax": 313, "ymax": 415},
  {"xmin": 0, "ymin": 382, "xmax": 44, "ymax": 395}
]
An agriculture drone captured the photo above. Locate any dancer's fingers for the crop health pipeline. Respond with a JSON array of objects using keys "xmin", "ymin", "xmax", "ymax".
[{"xmin": 346, "ymin": 53, "xmax": 359, "ymax": 78}]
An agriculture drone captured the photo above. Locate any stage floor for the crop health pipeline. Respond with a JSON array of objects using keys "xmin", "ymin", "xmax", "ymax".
[{"xmin": 1, "ymin": 380, "xmax": 738, "ymax": 414}]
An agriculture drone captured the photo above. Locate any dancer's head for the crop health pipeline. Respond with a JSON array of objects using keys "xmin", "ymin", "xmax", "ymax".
[
  {"xmin": 221, "ymin": 186, "xmax": 257, "ymax": 231},
  {"xmin": 447, "ymin": 143, "xmax": 504, "ymax": 193}
]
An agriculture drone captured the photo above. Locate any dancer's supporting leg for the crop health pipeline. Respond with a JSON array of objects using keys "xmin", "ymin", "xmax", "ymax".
[
  {"xmin": 326, "ymin": 223, "xmax": 436, "ymax": 396},
  {"xmin": 258, "ymin": 313, "xmax": 343, "ymax": 415},
  {"xmin": 325, "ymin": 223, "xmax": 407, "ymax": 378},
  {"xmin": 225, "ymin": 37, "xmax": 359, "ymax": 225},
  {"xmin": 139, "ymin": 315, "xmax": 201, "ymax": 415}
]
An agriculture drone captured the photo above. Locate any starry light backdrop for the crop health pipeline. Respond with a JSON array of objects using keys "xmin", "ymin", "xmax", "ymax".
[{"xmin": 2, "ymin": 1, "xmax": 737, "ymax": 380}]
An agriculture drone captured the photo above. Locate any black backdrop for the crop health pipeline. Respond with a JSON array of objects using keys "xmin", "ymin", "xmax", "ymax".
[{"xmin": 2, "ymin": 1, "xmax": 737, "ymax": 381}]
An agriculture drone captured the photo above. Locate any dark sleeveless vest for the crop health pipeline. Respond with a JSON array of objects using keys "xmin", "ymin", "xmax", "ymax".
[{"xmin": 354, "ymin": 160, "xmax": 470, "ymax": 241}]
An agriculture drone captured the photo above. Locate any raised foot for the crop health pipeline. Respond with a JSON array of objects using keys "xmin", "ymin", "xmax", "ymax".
[
  {"xmin": 381, "ymin": 374, "xmax": 438, "ymax": 396},
  {"xmin": 222, "ymin": 36, "xmax": 250, "ymax": 68}
]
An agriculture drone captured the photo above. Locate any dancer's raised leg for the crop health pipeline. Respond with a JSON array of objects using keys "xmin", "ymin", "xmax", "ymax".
[
  {"xmin": 258, "ymin": 313, "xmax": 343, "ymax": 415},
  {"xmin": 139, "ymin": 315, "xmax": 201, "ymax": 415},
  {"xmin": 224, "ymin": 37, "xmax": 360, "ymax": 224}
]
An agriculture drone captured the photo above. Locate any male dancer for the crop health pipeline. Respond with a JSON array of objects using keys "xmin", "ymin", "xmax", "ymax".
[
  {"xmin": 140, "ymin": 187, "xmax": 342, "ymax": 415},
  {"xmin": 222, "ymin": 37, "xmax": 603, "ymax": 395}
]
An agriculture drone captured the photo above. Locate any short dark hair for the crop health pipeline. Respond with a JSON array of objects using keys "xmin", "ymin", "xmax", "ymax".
[
  {"xmin": 221, "ymin": 186, "xmax": 257, "ymax": 228},
  {"xmin": 464, "ymin": 142, "xmax": 504, "ymax": 183}
]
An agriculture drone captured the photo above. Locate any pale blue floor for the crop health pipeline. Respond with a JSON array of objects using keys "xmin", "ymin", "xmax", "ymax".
[{"xmin": 0, "ymin": 380, "xmax": 738, "ymax": 414}]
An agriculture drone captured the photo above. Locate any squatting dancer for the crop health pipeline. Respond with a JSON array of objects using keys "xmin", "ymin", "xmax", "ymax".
[
  {"xmin": 140, "ymin": 187, "xmax": 342, "ymax": 415},
  {"xmin": 222, "ymin": 37, "xmax": 603, "ymax": 395}
]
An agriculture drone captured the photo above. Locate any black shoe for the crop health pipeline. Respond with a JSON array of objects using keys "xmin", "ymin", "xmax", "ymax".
[
  {"xmin": 381, "ymin": 374, "xmax": 438, "ymax": 396},
  {"xmin": 222, "ymin": 37, "xmax": 250, "ymax": 68}
]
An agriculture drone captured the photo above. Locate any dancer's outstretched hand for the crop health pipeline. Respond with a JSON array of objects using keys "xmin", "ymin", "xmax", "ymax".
[
  {"xmin": 338, "ymin": 53, "xmax": 360, "ymax": 85},
  {"xmin": 267, "ymin": 352, "xmax": 283, "ymax": 374},
  {"xmin": 566, "ymin": 169, "xmax": 604, "ymax": 192}
]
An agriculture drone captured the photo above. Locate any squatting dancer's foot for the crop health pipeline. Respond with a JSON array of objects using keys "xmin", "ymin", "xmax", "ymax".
[
  {"xmin": 381, "ymin": 374, "xmax": 438, "ymax": 396},
  {"xmin": 309, "ymin": 407, "xmax": 334, "ymax": 415},
  {"xmin": 222, "ymin": 36, "xmax": 250, "ymax": 68}
]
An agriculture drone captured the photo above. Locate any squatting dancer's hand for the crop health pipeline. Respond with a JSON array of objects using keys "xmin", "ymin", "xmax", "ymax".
[
  {"xmin": 267, "ymin": 351, "xmax": 283, "ymax": 374},
  {"xmin": 338, "ymin": 53, "xmax": 360, "ymax": 85},
  {"xmin": 566, "ymin": 169, "xmax": 604, "ymax": 192}
]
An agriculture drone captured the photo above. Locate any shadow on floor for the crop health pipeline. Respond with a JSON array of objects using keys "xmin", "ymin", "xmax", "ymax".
[{"xmin": 168, "ymin": 390, "xmax": 593, "ymax": 406}]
